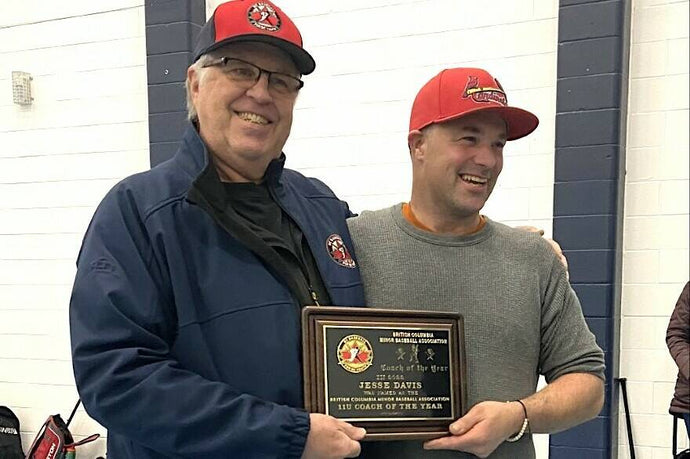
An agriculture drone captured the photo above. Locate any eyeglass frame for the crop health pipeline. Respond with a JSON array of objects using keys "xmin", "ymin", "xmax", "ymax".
[{"xmin": 201, "ymin": 56, "xmax": 305, "ymax": 95}]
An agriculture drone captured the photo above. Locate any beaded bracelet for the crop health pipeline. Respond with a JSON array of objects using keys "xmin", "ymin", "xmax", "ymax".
[{"xmin": 505, "ymin": 400, "xmax": 529, "ymax": 443}]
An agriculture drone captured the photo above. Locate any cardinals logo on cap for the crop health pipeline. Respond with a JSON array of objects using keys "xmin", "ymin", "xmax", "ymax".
[
  {"xmin": 337, "ymin": 334, "xmax": 373, "ymax": 373},
  {"xmin": 326, "ymin": 234, "xmax": 356, "ymax": 268},
  {"xmin": 463, "ymin": 75, "xmax": 507, "ymax": 106},
  {"xmin": 247, "ymin": 2, "xmax": 281, "ymax": 31}
]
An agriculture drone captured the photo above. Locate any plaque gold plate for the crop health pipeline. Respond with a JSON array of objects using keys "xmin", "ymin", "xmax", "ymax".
[{"xmin": 302, "ymin": 306, "xmax": 467, "ymax": 441}]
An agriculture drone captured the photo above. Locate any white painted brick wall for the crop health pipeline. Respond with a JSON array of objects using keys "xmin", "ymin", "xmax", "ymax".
[
  {"xmin": 278, "ymin": 0, "xmax": 560, "ymax": 243},
  {"xmin": 0, "ymin": 2, "xmax": 149, "ymax": 456},
  {"xmin": 621, "ymin": 0, "xmax": 690, "ymax": 456}
]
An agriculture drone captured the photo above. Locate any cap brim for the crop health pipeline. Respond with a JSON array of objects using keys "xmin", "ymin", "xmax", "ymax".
[
  {"xmin": 196, "ymin": 34, "xmax": 316, "ymax": 75},
  {"xmin": 492, "ymin": 106, "xmax": 539, "ymax": 140},
  {"xmin": 426, "ymin": 106, "xmax": 539, "ymax": 141}
]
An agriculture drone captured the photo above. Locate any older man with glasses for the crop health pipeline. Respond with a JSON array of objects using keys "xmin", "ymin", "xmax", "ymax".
[{"xmin": 69, "ymin": 1, "xmax": 366, "ymax": 458}]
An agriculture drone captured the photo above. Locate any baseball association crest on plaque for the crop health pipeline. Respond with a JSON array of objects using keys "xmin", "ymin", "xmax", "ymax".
[{"xmin": 337, "ymin": 334, "xmax": 373, "ymax": 373}]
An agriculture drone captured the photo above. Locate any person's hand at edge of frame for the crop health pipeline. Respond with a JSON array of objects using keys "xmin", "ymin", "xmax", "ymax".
[
  {"xmin": 423, "ymin": 400, "xmax": 524, "ymax": 458},
  {"xmin": 302, "ymin": 413, "xmax": 366, "ymax": 459},
  {"xmin": 516, "ymin": 226, "xmax": 569, "ymax": 279}
]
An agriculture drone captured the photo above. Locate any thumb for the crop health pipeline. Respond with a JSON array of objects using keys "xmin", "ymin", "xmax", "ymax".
[
  {"xmin": 340, "ymin": 421, "xmax": 367, "ymax": 440},
  {"xmin": 449, "ymin": 409, "xmax": 480, "ymax": 436}
]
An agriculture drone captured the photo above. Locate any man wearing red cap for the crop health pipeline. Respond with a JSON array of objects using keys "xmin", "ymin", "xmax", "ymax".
[
  {"xmin": 349, "ymin": 68, "xmax": 605, "ymax": 458},
  {"xmin": 70, "ymin": 1, "xmax": 365, "ymax": 458}
]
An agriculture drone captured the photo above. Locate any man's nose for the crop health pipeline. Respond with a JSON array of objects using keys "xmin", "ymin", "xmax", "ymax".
[
  {"xmin": 245, "ymin": 73, "xmax": 273, "ymax": 102},
  {"xmin": 473, "ymin": 143, "xmax": 499, "ymax": 167}
]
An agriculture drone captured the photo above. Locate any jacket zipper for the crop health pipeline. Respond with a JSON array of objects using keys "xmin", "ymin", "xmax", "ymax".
[
  {"xmin": 266, "ymin": 183, "xmax": 323, "ymax": 307},
  {"xmin": 310, "ymin": 289, "xmax": 321, "ymax": 307}
]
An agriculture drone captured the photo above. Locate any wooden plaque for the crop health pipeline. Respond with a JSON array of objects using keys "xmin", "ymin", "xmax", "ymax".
[{"xmin": 302, "ymin": 306, "xmax": 467, "ymax": 441}]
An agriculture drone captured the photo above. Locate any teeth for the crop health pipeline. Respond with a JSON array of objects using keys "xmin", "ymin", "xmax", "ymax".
[
  {"xmin": 237, "ymin": 112, "xmax": 269, "ymax": 125},
  {"xmin": 460, "ymin": 174, "xmax": 488, "ymax": 184}
]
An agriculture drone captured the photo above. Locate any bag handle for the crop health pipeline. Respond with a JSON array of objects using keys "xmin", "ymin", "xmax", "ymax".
[
  {"xmin": 63, "ymin": 400, "xmax": 101, "ymax": 448},
  {"xmin": 66, "ymin": 433, "xmax": 100, "ymax": 448},
  {"xmin": 65, "ymin": 400, "xmax": 80, "ymax": 428},
  {"xmin": 616, "ymin": 377, "xmax": 636, "ymax": 459}
]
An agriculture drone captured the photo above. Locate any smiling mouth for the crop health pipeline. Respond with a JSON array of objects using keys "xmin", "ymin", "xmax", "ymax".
[
  {"xmin": 236, "ymin": 111, "xmax": 269, "ymax": 125},
  {"xmin": 459, "ymin": 174, "xmax": 488, "ymax": 185}
]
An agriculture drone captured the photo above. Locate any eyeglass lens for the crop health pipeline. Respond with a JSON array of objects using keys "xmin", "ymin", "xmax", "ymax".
[{"xmin": 221, "ymin": 58, "xmax": 302, "ymax": 95}]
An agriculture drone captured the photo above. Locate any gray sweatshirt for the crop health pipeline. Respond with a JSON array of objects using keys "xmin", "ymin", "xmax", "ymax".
[{"xmin": 348, "ymin": 204, "xmax": 605, "ymax": 459}]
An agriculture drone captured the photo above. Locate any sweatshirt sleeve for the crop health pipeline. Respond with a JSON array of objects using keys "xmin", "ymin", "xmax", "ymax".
[
  {"xmin": 537, "ymin": 254, "xmax": 606, "ymax": 383},
  {"xmin": 666, "ymin": 282, "xmax": 690, "ymax": 381},
  {"xmin": 69, "ymin": 185, "xmax": 309, "ymax": 458}
]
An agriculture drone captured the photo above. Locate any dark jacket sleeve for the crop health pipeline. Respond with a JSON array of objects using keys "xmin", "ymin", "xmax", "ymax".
[
  {"xmin": 666, "ymin": 282, "xmax": 690, "ymax": 381},
  {"xmin": 69, "ymin": 185, "xmax": 309, "ymax": 458}
]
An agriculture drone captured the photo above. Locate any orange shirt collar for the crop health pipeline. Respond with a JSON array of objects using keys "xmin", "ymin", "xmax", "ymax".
[{"xmin": 402, "ymin": 203, "xmax": 486, "ymax": 235}]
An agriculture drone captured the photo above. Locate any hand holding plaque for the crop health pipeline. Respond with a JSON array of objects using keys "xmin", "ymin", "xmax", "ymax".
[{"xmin": 302, "ymin": 306, "xmax": 467, "ymax": 441}]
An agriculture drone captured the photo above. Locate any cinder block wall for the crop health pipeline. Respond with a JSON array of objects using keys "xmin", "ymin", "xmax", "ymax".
[
  {"xmin": 0, "ymin": 1, "xmax": 149, "ymax": 455},
  {"xmin": 618, "ymin": 0, "xmax": 690, "ymax": 457},
  {"xmin": 282, "ymin": 1, "xmax": 560, "ymax": 234}
]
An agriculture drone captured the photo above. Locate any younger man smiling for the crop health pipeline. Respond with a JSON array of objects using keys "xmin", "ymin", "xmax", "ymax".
[{"xmin": 350, "ymin": 68, "xmax": 605, "ymax": 458}]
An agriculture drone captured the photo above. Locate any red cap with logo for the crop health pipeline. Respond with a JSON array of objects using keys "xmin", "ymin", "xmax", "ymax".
[
  {"xmin": 193, "ymin": 0, "xmax": 315, "ymax": 75},
  {"xmin": 409, "ymin": 68, "xmax": 539, "ymax": 140}
]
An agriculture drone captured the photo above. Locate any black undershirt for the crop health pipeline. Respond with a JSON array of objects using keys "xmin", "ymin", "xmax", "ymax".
[{"xmin": 222, "ymin": 181, "xmax": 331, "ymax": 306}]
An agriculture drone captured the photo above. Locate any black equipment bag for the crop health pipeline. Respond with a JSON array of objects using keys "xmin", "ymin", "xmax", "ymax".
[{"xmin": 0, "ymin": 405, "xmax": 24, "ymax": 459}]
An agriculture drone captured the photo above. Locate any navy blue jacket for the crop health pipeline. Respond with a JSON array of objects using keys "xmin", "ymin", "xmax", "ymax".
[{"xmin": 70, "ymin": 126, "xmax": 365, "ymax": 458}]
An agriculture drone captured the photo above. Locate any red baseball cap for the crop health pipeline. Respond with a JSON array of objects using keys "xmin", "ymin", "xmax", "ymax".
[
  {"xmin": 409, "ymin": 68, "xmax": 539, "ymax": 140},
  {"xmin": 193, "ymin": 0, "xmax": 315, "ymax": 75}
]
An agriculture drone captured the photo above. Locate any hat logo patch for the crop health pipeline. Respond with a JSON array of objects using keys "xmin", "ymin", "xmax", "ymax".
[
  {"xmin": 326, "ymin": 234, "xmax": 356, "ymax": 268},
  {"xmin": 463, "ymin": 75, "xmax": 507, "ymax": 106},
  {"xmin": 247, "ymin": 2, "xmax": 281, "ymax": 31}
]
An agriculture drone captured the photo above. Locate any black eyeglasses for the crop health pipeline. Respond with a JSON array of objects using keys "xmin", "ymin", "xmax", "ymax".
[{"xmin": 202, "ymin": 57, "xmax": 304, "ymax": 96}]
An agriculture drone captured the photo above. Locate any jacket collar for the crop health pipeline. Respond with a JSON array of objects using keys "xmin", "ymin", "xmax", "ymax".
[
  {"xmin": 176, "ymin": 123, "xmax": 287, "ymax": 207},
  {"xmin": 173, "ymin": 124, "xmax": 211, "ymax": 180}
]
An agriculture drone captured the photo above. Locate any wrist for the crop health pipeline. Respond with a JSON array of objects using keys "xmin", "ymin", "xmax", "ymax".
[{"xmin": 505, "ymin": 400, "xmax": 529, "ymax": 443}]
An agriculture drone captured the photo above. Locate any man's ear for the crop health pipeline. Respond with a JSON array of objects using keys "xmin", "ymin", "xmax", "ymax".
[
  {"xmin": 408, "ymin": 130, "xmax": 425, "ymax": 161},
  {"xmin": 187, "ymin": 66, "xmax": 200, "ymax": 100}
]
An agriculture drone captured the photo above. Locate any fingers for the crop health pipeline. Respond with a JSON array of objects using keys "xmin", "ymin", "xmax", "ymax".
[
  {"xmin": 448, "ymin": 415, "xmax": 473, "ymax": 436},
  {"xmin": 546, "ymin": 238, "xmax": 562, "ymax": 254},
  {"xmin": 335, "ymin": 420, "xmax": 364, "ymax": 458},
  {"xmin": 516, "ymin": 226, "xmax": 570, "ymax": 275},
  {"xmin": 303, "ymin": 414, "xmax": 365, "ymax": 459},
  {"xmin": 424, "ymin": 431, "xmax": 488, "ymax": 457},
  {"xmin": 424, "ymin": 407, "xmax": 481, "ymax": 450},
  {"xmin": 338, "ymin": 419, "xmax": 367, "ymax": 441},
  {"xmin": 424, "ymin": 435, "xmax": 466, "ymax": 450},
  {"xmin": 344, "ymin": 442, "xmax": 362, "ymax": 459},
  {"xmin": 559, "ymin": 253, "xmax": 569, "ymax": 278},
  {"xmin": 545, "ymin": 238, "xmax": 569, "ymax": 273},
  {"xmin": 516, "ymin": 225, "xmax": 545, "ymax": 236},
  {"xmin": 338, "ymin": 419, "xmax": 365, "ymax": 457},
  {"xmin": 423, "ymin": 402, "xmax": 515, "ymax": 458}
]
